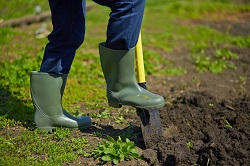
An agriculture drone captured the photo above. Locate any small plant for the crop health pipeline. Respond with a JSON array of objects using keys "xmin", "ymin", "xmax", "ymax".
[
  {"xmin": 92, "ymin": 136, "xmax": 141, "ymax": 164},
  {"xmin": 193, "ymin": 48, "xmax": 238, "ymax": 74},
  {"xmin": 93, "ymin": 132, "xmax": 103, "ymax": 138},
  {"xmin": 209, "ymin": 103, "xmax": 214, "ymax": 107},
  {"xmin": 186, "ymin": 141, "xmax": 194, "ymax": 148},
  {"xmin": 91, "ymin": 110, "xmax": 111, "ymax": 119},
  {"xmin": 224, "ymin": 120, "xmax": 233, "ymax": 129},
  {"xmin": 239, "ymin": 76, "xmax": 246, "ymax": 84},
  {"xmin": 115, "ymin": 115, "xmax": 125, "ymax": 124},
  {"xmin": 215, "ymin": 48, "xmax": 238, "ymax": 60},
  {"xmin": 193, "ymin": 54, "xmax": 211, "ymax": 72},
  {"xmin": 209, "ymin": 60, "xmax": 236, "ymax": 74},
  {"xmin": 71, "ymin": 138, "xmax": 90, "ymax": 157}
]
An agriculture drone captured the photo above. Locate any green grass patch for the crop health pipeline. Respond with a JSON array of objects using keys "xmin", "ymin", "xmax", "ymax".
[
  {"xmin": 91, "ymin": 109, "xmax": 111, "ymax": 119},
  {"xmin": 0, "ymin": 27, "xmax": 16, "ymax": 44},
  {"xmin": 193, "ymin": 48, "xmax": 238, "ymax": 74},
  {"xmin": 0, "ymin": 0, "xmax": 49, "ymax": 20},
  {"xmin": 0, "ymin": 129, "xmax": 90, "ymax": 165}
]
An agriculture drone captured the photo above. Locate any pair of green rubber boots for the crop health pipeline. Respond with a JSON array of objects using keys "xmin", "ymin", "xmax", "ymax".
[{"xmin": 30, "ymin": 44, "xmax": 165, "ymax": 131}]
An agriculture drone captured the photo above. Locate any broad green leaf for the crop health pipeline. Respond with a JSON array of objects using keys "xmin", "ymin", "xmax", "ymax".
[
  {"xmin": 102, "ymin": 155, "xmax": 111, "ymax": 161},
  {"xmin": 113, "ymin": 158, "xmax": 119, "ymax": 165}
]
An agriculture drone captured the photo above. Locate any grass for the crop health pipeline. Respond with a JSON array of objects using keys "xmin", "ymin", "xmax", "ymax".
[
  {"xmin": 0, "ymin": 0, "xmax": 249, "ymax": 165},
  {"xmin": 0, "ymin": 129, "xmax": 89, "ymax": 165},
  {"xmin": 0, "ymin": 0, "xmax": 49, "ymax": 20},
  {"xmin": 193, "ymin": 48, "xmax": 238, "ymax": 74}
]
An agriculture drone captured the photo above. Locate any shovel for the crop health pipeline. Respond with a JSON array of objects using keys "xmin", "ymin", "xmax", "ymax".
[{"xmin": 135, "ymin": 32, "xmax": 163, "ymax": 148}]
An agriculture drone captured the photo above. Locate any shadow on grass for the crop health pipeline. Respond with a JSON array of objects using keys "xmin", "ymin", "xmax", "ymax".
[
  {"xmin": 0, "ymin": 85, "xmax": 34, "ymax": 129},
  {"xmin": 83, "ymin": 123, "xmax": 145, "ymax": 149}
]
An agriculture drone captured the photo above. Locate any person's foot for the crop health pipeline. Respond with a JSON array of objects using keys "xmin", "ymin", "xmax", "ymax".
[
  {"xmin": 99, "ymin": 43, "xmax": 165, "ymax": 109},
  {"xmin": 30, "ymin": 71, "xmax": 91, "ymax": 132}
]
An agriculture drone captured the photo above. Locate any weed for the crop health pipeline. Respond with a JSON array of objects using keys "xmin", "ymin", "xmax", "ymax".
[
  {"xmin": 224, "ymin": 120, "xmax": 233, "ymax": 128},
  {"xmin": 186, "ymin": 141, "xmax": 194, "ymax": 148},
  {"xmin": 93, "ymin": 132, "xmax": 104, "ymax": 138},
  {"xmin": 239, "ymin": 76, "xmax": 246, "ymax": 84},
  {"xmin": 92, "ymin": 136, "xmax": 141, "ymax": 164},
  {"xmin": 209, "ymin": 59, "xmax": 236, "ymax": 74},
  {"xmin": 215, "ymin": 48, "xmax": 238, "ymax": 60},
  {"xmin": 209, "ymin": 103, "xmax": 214, "ymax": 107},
  {"xmin": 0, "ymin": 115, "xmax": 20, "ymax": 128},
  {"xmin": 0, "ymin": 27, "xmax": 16, "ymax": 44},
  {"xmin": 231, "ymin": 36, "xmax": 250, "ymax": 48},
  {"xmin": 193, "ymin": 54, "xmax": 211, "ymax": 72},
  {"xmin": 53, "ymin": 128, "xmax": 71, "ymax": 140},
  {"xmin": 115, "ymin": 115, "xmax": 125, "ymax": 124},
  {"xmin": 71, "ymin": 137, "xmax": 90, "ymax": 156},
  {"xmin": 193, "ymin": 48, "xmax": 238, "ymax": 74},
  {"xmin": 91, "ymin": 109, "xmax": 111, "ymax": 119}
]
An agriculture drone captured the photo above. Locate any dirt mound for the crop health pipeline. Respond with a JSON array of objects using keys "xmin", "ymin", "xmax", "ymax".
[{"xmin": 144, "ymin": 91, "xmax": 250, "ymax": 165}]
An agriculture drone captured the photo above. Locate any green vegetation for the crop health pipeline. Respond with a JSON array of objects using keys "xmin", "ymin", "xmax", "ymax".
[
  {"xmin": 53, "ymin": 128, "xmax": 71, "ymax": 141},
  {"xmin": 0, "ymin": 0, "xmax": 49, "ymax": 19},
  {"xmin": 0, "ymin": 129, "xmax": 89, "ymax": 165},
  {"xmin": 93, "ymin": 136, "xmax": 141, "ymax": 164},
  {"xmin": 224, "ymin": 120, "xmax": 233, "ymax": 128},
  {"xmin": 93, "ymin": 132, "xmax": 104, "ymax": 138},
  {"xmin": 193, "ymin": 48, "xmax": 238, "ymax": 74},
  {"xmin": 0, "ymin": 27, "xmax": 16, "ymax": 44},
  {"xmin": 186, "ymin": 141, "xmax": 194, "ymax": 148},
  {"xmin": 91, "ymin": 109, "xmax": 111, "ymax": 119}
]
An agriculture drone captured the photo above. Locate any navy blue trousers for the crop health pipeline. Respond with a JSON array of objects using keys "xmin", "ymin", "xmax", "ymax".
[{"xmin": 40, "ymin": 0, "xmax": 145, "ymax": 74}]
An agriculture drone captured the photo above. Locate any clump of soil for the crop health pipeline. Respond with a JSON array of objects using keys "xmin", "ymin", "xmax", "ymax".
[{"xmin": 145, "ymin": 91, "xmax": 250, "ymax": 165}]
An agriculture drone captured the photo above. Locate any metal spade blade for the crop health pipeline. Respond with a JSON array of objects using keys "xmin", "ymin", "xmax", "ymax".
[{"xmin": 136, "ymin": 83, "xmax": 163, "ymax": 148}]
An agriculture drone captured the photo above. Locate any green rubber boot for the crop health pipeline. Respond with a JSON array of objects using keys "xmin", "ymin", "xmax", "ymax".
[
  {"xmin": 99, "ymin": 43, "xmax": 165, "ymax": 109},
  {"xmin": 30, "ymin": 71, "xmax": 91, "ymax": 132}
]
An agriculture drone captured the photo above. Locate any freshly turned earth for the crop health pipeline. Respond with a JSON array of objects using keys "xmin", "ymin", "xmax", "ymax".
[
  {"xmin": 143, "ymin": 91, "xmax": 250, "ymax": 165},
  {"xmin": 137, "ymin": 11, "xmax": 250, "ymax": 165}
]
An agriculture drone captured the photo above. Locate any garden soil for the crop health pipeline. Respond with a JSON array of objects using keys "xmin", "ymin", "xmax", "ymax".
[
  {"xmin": 130, "ymin": 11, "xmax": 250, "ymax": 166},
  {"xmin": 142, "ymin": 92, "xmax": 250, "ymax": 166}
]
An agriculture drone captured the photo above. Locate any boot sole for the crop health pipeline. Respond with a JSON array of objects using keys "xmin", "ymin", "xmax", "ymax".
[{"xmin": 109, "ymin": 101, "xmax": 165, "ymax": 110}]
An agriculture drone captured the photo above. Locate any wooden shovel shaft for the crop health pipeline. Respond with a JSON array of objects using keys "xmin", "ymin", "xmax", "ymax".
[{"xmin": 135, "ymin": 32, "xmax": 146, "ymax": 84}]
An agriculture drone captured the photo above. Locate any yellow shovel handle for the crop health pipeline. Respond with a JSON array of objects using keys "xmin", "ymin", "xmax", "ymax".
[{"xmin": 135, "ymin": 32, "xmax": 146, "ymax": 83}]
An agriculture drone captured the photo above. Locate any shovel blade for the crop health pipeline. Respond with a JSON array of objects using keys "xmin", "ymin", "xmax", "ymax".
[{"xmin": 136, "ymin": 108, "xmax": 163, "ymax": 148}]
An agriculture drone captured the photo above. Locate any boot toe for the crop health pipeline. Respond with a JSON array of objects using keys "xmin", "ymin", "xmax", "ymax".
[
  {"xmin": 139, "ymin": 93, "xmax": 165, "ymax": 108},
  {"xmin": 77, "ymin": 116, "xmax": 92, "ymax": 129},
  {"xmin": 120, "ymin": 92, "xmax": 165, "ymax": 109}
]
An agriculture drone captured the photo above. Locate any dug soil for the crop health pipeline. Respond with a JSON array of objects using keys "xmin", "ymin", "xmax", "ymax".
[
  {"xmin": 142, "ymin": 92, "xmax": 250, "ymax": 166},
  {"xmin": 137, "ymin": 10, "xmax": 250, "ymax": 166}
]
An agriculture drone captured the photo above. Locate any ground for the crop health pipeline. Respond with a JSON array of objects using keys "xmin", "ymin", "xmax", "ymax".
[{"xmin": 0, "ymin": 0, "xmax": 249, "ymax": 165}]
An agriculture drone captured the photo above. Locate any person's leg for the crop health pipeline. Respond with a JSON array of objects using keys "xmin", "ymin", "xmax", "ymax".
[
  {"xmin": 31, "ymin": 0, "xmax": 91, "ymax": 131},
  {"xmin": 94, "ymin": 0, "xmax": 165, "ymax": 109},
  {"xmin": 93, "ymin": 0, "xmax": 145, "ymax": 50},
  {"xmin": 40, "ymin": 0, "xmax": 86, "ymax": 74}
]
